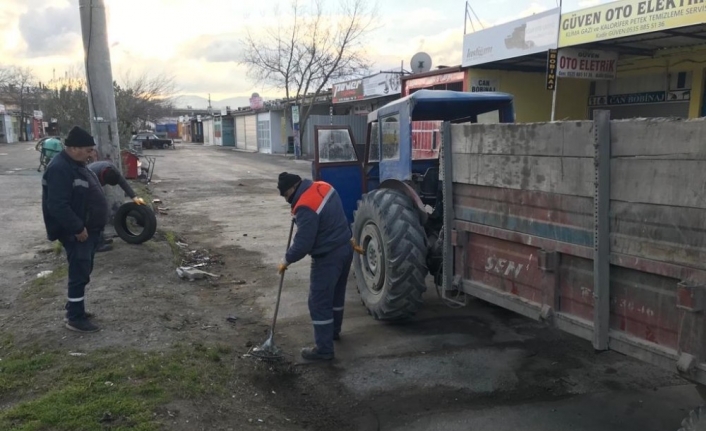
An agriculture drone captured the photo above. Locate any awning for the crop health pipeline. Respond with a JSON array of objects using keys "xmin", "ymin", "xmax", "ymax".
[{"xmin": 471, "ymin": 23, "xmax": 706, "ymax": 73}]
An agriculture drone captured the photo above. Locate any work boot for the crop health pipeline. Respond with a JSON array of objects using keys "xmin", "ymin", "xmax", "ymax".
[
  {"xmin": 301, "ymin": 346, "xmax": 333, "ymax": 361},
  {"xmin": 65, "ymin": 318, "xmax": 100, "ymax": 333},
  {"xmin": 96, "ymin": 244, "xmax": 113, "ymax": 253},
  {"xmin": 103, "ymin": 238, "xmax": 114, "ymax": 245},
  {"xmin": 64, "ymin": 311, "xmax": 95, "ymax": 322}
]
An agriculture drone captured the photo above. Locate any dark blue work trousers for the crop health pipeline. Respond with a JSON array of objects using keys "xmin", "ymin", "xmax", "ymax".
[
  {"xmin": 62, "ymin": 230, "xmax": 101, "ymax": 320},
  {"xmin": 309, "ymin": 242, "xmax": 354, "ymax": 355}
]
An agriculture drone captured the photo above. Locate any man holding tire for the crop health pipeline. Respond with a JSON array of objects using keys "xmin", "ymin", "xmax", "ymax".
[
  {"xmin": 277, "ymin": 172, "xmax": 364, "ymax": 361},
  {"xmin": 41, "ymin": 126, "xmax": 105, "ymax": 333},
  {"xmin": 87, "ymin": 158, "xmax": 146, "ymax": 252}
]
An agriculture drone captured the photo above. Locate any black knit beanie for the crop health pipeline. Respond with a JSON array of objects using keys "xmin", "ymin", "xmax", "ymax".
[
  {"xmin": 277, "ymin": 172, "xmax": 301, "ymax": 196},
  {"xmin": 102, "ymin": 166, "xmax": 121, "ymax": 186},
  {"xmin": 65, "ymin": 126, "xmax": 95, "ymax": 147}
]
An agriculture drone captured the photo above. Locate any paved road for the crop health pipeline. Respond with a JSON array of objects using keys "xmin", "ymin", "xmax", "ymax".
[
  {"xmin": 1, "ymin": 141, "xmax": 702, "ymax": 431},
  {"xmin": 149, "ymin": 143, "xmax": 701, "ymax": 431}
]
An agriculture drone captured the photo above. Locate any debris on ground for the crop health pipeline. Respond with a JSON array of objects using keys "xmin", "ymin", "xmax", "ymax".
[
  {"xmin": 181, "ymin": 248, "xmax": 223, "ymax": 268},
  {"xmin": 233, "ymin": 280, "xmax": 247, "ymax": 285},
  {"xmin": 176, "ymin": 266, "xmax": 220, "ymax": 281},
  {"xmin": 153, "ymin": 199, "xmax": 162, "ymax": 204},
  {"xmin": 226, "ymin": 316, "xmax": 238, "ymax": 323},
  {"xmin": 36, "ymin": 270, "xmax": 53, "ymax": 278}
]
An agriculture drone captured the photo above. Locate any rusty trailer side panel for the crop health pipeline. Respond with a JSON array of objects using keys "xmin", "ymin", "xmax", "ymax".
[{"xmin": 446, "ymin": 116, "xmax": 706, "ymax": 385}]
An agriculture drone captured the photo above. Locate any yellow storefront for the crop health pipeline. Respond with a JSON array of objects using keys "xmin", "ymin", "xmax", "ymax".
[{"xmin": 461, "ymin": 0, "xmax": 706, "ymax": 121}]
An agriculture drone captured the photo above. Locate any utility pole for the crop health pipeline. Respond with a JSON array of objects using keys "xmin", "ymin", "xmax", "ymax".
[{"xmin": 78, "ymin": 0, "xmax": 124, "ymax": 215}]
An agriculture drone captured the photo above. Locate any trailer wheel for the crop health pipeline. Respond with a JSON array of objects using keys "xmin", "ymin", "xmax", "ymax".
[
  {"xmin": 114, "ymin": 202, "xmax": 157, "ymax": 244},
  {"xmin": 679, "ymin": 406, "xmax": 706, "ymax": 431},
  {"xmin": 352, "ymin": 188, "xmax": 428, "ymax": 320}
]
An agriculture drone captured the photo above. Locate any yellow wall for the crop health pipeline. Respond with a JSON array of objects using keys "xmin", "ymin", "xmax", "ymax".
[
  {"xmin": 467, "ymin": 46, "xmax": 706, "ymax": 122},
  {"xmin": 466, "ymin": 69, "xmax": 590, "ymax": 122}
]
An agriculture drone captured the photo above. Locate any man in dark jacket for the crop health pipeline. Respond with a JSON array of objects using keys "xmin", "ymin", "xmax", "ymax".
[
  {"xmin": 277, "ymin": 172, "xmax": 363, "ymax": 361},
  {"xmin": 87, "ymin": 158, "xmax": 146, "ymax": 252},
  {"xmin": 42, "ymin": 126, "xmax": 106, "ymax": 333}
]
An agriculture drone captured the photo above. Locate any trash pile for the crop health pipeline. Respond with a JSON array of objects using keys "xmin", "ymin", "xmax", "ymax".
[{"xmin": 175, "ymin": 240, "xmax": 224, "ymax": 282}]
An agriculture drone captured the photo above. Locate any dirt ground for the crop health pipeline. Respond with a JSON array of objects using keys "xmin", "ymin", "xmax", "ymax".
[{"xmin": 0, "ymin": 141, "xmax": 703, "ymax": 431}]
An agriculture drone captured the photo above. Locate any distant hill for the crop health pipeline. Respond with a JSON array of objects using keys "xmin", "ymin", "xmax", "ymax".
[{"xmin": 173, "ymin": 95, "xmax": 253, "ymax": 110}]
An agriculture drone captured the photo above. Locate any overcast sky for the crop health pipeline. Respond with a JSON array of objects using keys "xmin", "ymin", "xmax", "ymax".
[{"xmin": 0, "ymin": 0, "xmax": 613, "ymax": 100}]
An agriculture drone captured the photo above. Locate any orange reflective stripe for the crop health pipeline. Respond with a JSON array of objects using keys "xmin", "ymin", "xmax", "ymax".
[{"xmin": 292, "ymin": 181, "xmax": 334, "ymax": 215}]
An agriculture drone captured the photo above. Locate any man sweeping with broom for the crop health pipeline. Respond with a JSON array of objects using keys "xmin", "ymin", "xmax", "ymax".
[{"xmin": 277, "ymin": 172, "xmax": 363, "ymax": 361}]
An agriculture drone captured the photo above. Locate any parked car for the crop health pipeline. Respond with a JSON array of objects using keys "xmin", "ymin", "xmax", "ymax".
[{"xmin": 130, "ymin": 132, "xmax": 173, "ymax": 151}]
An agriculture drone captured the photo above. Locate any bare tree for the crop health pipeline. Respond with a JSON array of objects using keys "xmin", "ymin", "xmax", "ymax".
[
  {"xmin": 0, "ymin": 67, "xmax": 12, "ymax": 88},
  {"xmin": 42, "ymin": 67, "xmax": 91, "ymax": 135},
  {"xmin": 114, "ymin": 71, "xmax": 177, "ymax": 145},
  {"xmin": 241, "ymin": 0, "xmax": 376, "ymax": 153},
  {"xmin": 41, "ymin": 69, "xmax": 176, "ymax": 147},
  {"xmin": 0, "ymin": 66, "xmax": 39, "ymax": 141}
]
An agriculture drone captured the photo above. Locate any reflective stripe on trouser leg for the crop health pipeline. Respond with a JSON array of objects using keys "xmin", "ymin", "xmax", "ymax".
[
  {"xmin": 333, "ymin": 244, "xmax": 353, "ymax": 336},
  {"xmin": 309, "ymin": 249, "xmax": 346, "ymax": 355},
  {"xmin": 63, "ymin": 233, "xmax": 99, "ymax": 320}
]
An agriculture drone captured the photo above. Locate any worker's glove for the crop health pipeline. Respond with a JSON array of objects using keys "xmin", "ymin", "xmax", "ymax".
[
  {"xmin": 133, "ymin": 197, "xmax": 146, "ymax": 205},
  {"xmin": 351, "ymin": 238, "xmax": 365, "ymax": 255},
  {"xmin": 277, "ymin": 260, "xmax": 289, "ymax": 275}
]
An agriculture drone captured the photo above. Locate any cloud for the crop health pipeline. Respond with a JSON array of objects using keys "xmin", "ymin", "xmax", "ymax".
[
  {"xmin": 180, "ymin": 34, "xmax": 243, "ymax": 63},
  {"xmin": 18, "ymin": 4, "xmax": 80, "ymax": 57}
]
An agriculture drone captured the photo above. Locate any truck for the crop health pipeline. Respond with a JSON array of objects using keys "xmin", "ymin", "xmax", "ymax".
[{"xmin": 311, "ymin": 89, "xmax": 706, "ymax": 429}]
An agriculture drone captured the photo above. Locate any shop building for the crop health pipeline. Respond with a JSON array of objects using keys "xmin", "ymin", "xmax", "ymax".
[{"xmin": 459, "ymin": 0, "xmax": 706, "ymax": 121}]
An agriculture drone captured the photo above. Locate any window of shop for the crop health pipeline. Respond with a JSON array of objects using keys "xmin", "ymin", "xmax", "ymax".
[
  {"xmin": 409, "ymin": 81, "xmax": 463, "ymax": 95},
  {"xmin": 589, "ymin": 72, "xmax": 691, "ymax": 120}
]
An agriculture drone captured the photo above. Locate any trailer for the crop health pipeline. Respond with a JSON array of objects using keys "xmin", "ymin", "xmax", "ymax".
[{"xmin": 312, "ymin": 90, "xmax": 706, "ymax": 429}]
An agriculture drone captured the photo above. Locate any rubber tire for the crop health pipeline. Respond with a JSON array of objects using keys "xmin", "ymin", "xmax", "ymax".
[
  {"xmin": 114, "ymin": 202, "xmax": 157, "ymax": 244},
  {"xmin": 352, "ymin": 188, "xmax": 428, "ymax": 320},
  {"xmin": 680, "ymin": 406, "xmax": 706, "ymax": 431}
]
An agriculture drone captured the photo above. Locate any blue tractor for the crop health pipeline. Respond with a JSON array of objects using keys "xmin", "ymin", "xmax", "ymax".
[{"xmin": 312, "ymin": 90, "xmax": 515, "ymax": 320}]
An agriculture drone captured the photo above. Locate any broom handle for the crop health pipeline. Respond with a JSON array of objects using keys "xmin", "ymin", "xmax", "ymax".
[{"xmin": 270, "ymin": 218, "xmax": 295, "ymax": 337}]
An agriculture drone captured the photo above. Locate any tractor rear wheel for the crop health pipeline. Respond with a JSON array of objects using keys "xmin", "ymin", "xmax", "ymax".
[{"xmin": 352, "ymin": 188, "xmax": 428, "ymax": 320}]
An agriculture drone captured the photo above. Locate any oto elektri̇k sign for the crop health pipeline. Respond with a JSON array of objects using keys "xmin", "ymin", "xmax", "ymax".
[{"xmin": 557, "ymin": 48, "xmax": 618, "ymax": 80}]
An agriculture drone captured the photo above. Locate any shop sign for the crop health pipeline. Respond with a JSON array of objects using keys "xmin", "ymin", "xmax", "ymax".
[
  {"xmin": 588, "ymin": 91, "xmax": 666, "ymax": 106},
  {"xmin": 557, "ymin": 48, "xmax": 618, "ymax": 80},
  {"xmin": 559, "ymin": 0, "xmax": 706, "ymax": 47},
  {"xmin": 292, "ymin": 105, "xmax": 300, "ymax": 125},
  {"xmin": 462, "ymin": 8, "xmax": 560, "ymax": 67},
  {"xmin": 668, "ymin": 89, "xmax": 691, "ymax": 101},
  {"xmin": 546, "ymin": 49, "xmax": 558, "ymax": 90},
  {"xmin": 405, "ymin": 71, "xmax": 465, "ymax": 93},
  {"xmin": 33, "ymin": 110, "xmax": 43, "ymax": 119},
  {"xmin": 363, "ymin": 73, "xmax": 402, "ymax": 98},
  {"xmin": 470, "ymin": 78, "xmax": 499, "ymax": 92},
  {"xmin": 332, "ymin": 78, "xmax": 364, "ymax": 103}
]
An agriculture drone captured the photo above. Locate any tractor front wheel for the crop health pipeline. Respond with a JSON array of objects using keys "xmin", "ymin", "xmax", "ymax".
[{"xmin": 352, "ymin": 188, "xmax": 428, "ymax": 320}]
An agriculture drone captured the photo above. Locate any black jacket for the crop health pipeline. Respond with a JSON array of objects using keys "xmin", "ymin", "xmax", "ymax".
[{"xmin": 41, "ymin": 151, "xmax": 97, "ymax": 241}]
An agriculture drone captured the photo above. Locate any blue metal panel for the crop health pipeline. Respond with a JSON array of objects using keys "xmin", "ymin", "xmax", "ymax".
[
  {"xmin": 318, "ymin": 165, "xmax": 362, "ymax": 224},
  {"xmin": 454, "ymin": 207, "xmax": 594, "ymax": 247}
]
